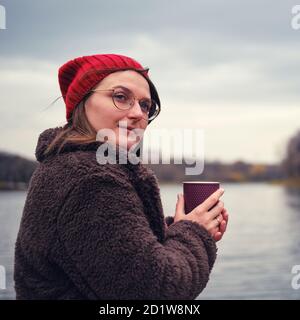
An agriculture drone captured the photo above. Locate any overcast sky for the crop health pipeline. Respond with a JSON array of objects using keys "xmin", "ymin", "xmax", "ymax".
[{"xmin": 0, "ymin": 0, "xmax": 299, "ymax": 164}]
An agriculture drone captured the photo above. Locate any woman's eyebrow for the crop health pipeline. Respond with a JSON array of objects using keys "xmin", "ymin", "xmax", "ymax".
[{"xmin": 111, "ymin": 85, "xmax": 131, "ymax": 92}]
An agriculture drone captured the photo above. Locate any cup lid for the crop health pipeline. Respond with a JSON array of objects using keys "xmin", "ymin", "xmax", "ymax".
[{"xmin": 183, "ymin": 181, "xmax": 220, "ymax": 184}]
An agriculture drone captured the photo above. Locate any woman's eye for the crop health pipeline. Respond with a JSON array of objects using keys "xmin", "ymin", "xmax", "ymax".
[
  {"xmin": 114, "ymin": 93, "xmax": 128, "ymax": 101},
  {"xmin": 140, "ymin": 100, "xmax": 151, "ymax": 112}
]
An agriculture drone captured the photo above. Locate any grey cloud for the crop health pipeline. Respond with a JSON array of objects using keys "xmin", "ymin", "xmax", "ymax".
[
  {"xmin": 0, "ymin": 0, "xmax": 299, "ymax": 61},
  {"xmin": 0, "ymin": 0, "xmax": 299, "ymax": 162}
]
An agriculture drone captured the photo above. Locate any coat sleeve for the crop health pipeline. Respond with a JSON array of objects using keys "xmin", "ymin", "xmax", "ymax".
[
  {"xmin": 56, "ymin": 174, "xmax": 217, "ymax": 300},
  {"xmin": 165, "ymin": 216, "xmax": 174, "ymax": 227}
]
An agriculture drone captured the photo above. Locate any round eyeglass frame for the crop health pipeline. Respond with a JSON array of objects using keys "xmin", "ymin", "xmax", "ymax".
[{"xmin": 89, "ymin": 88, "xmax": 160, "ymax": 122}]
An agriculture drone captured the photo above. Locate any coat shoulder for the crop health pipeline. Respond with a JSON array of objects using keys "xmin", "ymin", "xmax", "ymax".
[{"xmin": 35, "ymin": 149, "xmax": 132, "ymax": 190}]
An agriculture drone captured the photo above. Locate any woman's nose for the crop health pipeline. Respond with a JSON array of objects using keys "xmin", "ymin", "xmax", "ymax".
[{"xmin": 127, "ymin": 100, "xmax": 144, "ymax": 119}]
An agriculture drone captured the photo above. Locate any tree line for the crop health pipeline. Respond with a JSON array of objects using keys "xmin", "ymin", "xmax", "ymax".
[{"xmin": 0, "ymin": 129, "xmax": 299, "ymax": 190}]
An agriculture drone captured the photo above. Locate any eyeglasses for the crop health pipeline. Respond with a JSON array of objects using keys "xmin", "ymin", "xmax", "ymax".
[{"xmin": 89, "ymin": 87, "xmax": 160, "ymax": 121}]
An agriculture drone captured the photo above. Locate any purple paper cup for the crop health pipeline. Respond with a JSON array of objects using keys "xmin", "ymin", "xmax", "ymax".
[{"xmin": 183, "ymin": 181, "xmax": 220, "ymax": 214}]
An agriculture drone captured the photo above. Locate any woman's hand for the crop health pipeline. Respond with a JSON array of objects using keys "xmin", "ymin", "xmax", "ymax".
[
  {"xmin": 174, "ymin": 189, "xmax": 228, "ymax": 242},
  {"xmin": 213, "ymin": 208, "xmax": 229, "ymax": 241}
]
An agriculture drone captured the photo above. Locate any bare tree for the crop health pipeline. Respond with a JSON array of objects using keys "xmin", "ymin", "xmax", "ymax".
[{"xmin": 282, "ymin": 130, "xmax": 300, "ymax": 178}]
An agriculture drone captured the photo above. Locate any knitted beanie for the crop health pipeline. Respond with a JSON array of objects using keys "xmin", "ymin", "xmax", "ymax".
[{"xmin": 58, "ymin": 53, "xmax": 160, "ymax": 122}]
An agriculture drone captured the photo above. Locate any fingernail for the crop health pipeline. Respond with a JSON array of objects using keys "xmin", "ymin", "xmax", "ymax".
[{"xmin": 220, "ymin": 188, "xmax": 224, "ymax": 194}]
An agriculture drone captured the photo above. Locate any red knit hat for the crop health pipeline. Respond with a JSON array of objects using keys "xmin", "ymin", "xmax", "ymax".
[{"xmin": 58, "ymin": 53, "xmax": 160, "ymax": 122}]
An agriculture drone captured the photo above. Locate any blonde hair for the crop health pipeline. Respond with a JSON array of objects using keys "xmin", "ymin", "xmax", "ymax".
[{"xmin": 44, "ymin": 96, "xmax": 96, "ymax": 156}]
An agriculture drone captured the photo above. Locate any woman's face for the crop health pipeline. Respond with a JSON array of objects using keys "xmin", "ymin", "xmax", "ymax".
[{"xmin": 85, "ymin": 70, "xmax": 150, "ymax": 150}]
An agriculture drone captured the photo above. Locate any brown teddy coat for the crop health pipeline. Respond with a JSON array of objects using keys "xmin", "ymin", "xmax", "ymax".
[{"xmin": 14, "ymin": 127, "xmax": 217, "ymax": 300}]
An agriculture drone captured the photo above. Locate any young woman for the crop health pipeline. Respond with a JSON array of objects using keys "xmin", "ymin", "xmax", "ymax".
[{"xmin": 14, "ymin": 53, "xmax": 228, "ymax": 300}]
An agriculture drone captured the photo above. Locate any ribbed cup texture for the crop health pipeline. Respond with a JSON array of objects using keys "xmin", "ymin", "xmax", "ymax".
[{"xmin": 183, "ymin": 182, "xmax": 220, "ymax": 214}]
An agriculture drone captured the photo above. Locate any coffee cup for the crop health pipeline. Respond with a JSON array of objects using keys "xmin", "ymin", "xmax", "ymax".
[{"xmin": 183, "ymin": 181, "xmax": 220, "ymax": 214}]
